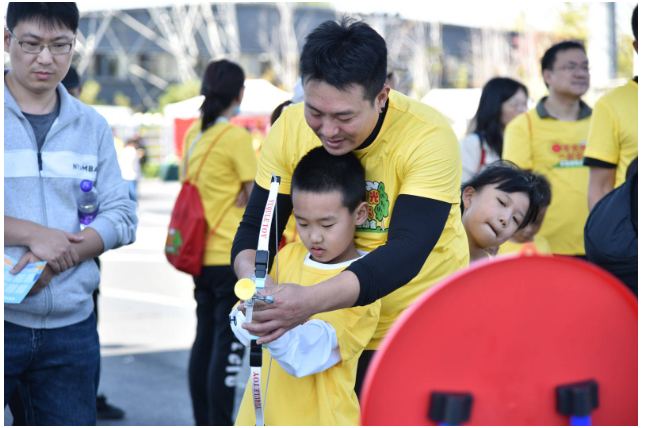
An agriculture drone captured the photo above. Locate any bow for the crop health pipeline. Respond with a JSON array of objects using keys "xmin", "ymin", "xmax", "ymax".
[{"xmin": 235, "ymin": 173, "xmax": 281, "ymax": 426}]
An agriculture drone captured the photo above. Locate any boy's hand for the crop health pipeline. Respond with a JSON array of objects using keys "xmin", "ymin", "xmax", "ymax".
[
  {"xmin": 242, "ymin": 283, "xmax": 316, "ymax": 345},
  {"xmin": 28, "ymin": 227, "xmax": 84, "ymax": 274}
]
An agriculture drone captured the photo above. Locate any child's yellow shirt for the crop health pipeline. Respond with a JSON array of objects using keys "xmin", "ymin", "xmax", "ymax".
[{"xmin": 235, "ymin": 243, "xmax": 380, "ymax": 426}]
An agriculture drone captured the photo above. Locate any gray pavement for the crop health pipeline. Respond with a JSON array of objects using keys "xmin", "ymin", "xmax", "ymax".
[{"xmin": 4, "ymin": 178, "xmax": 250, "ymax": 426}]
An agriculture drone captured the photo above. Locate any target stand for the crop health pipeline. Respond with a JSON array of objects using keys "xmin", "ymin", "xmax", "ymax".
[{"xmin": 360, "ymin": 249, "xmax": 637, "ymax": 426}]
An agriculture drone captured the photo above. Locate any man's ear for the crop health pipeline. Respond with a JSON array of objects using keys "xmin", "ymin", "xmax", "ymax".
[
  {"xmin": 462, "ymin": 187, "xmax": 476, "ymax": 212},
  {"xmin": 354, "ymin": 201, "xmax": 369, "ymax": 226},
  {"xmin": 375, "ymin": 85, "xmax": 390, "ymax": 113},
  {"xmin": 543, "ymin": 69, "xmax": 552, "ymax": 88},
  {"xmin": 634, "ymin": 40, "xmax": 638, "ymax": 54},
  {"xmin": 4, "ymin": 28, "xmax": 11, "ymax": 53}
]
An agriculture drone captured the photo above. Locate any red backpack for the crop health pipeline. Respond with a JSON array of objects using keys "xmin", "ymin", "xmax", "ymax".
[{"xmin": 165, "ymin": 125, "xmax": 232, "ymax": 276}]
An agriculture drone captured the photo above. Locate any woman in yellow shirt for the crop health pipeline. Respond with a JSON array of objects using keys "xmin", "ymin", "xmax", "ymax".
[{"xmin": 180, "ymin": 60, "xmax": 258, "ymax": 425}]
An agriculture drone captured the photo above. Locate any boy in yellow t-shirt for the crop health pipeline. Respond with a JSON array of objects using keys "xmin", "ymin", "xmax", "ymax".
[{"xmin": 231, "ymin": 147, "xmax": 380, "ymax": 426}]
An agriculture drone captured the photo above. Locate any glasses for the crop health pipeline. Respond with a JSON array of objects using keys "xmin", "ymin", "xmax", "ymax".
[
  {"xmin": 7, "ymin": 29, "xmax": 73, "ymax": 55},
  {"xmin": 555, "ymin": 64, "xmax": 591, "ymax": 73}
]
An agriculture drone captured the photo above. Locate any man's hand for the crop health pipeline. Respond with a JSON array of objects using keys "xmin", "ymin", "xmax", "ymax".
[
  {"xmin": 241, "ymin": 283, "xmax": 316, "ymax": 345},
  {"xmin": 10, "ymin": 252, "xmax": 55, "ymax": 297},
  {"xmin": 28, "ymin": 227, "xmax": 84, "ymax": 274},
  {"xmin": 27, "ymin": 264, "xmax": 55, "ymax": 296}
]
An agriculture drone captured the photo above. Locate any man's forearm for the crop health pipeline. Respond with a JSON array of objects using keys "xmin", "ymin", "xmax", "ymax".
[
  {"xmin": 4, "ymin": 216, "xmax": 41, "ymax": 246},
  {"xmin": 234, "ymin": 249, "xmax": 258, "ymax": 280},
  {"xmin": 588, "ymin": 167, "xmax": 616, "ymax": 211},
  {"xmin": 309, "ymin": 270, "xmax": 361, "ymax": 312},
  {"xmin": 72, "ymin": 227, "xmax": 105, "ymax": 262}
]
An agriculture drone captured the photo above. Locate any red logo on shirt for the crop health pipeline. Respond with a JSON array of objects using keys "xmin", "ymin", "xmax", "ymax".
[{"xmin": 552, "ymin": 141, "xmax": 587, "ymax": 167}]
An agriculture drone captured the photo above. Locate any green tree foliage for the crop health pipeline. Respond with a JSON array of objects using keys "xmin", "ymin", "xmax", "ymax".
[
  {"xmin": 617, "ymin": 34, "xmax": 636, "ymax": 78},
  {"xmin": 78, "ymin": 79, "xmax": 105, "ymax": 105},
  {"xmin": 554, "ymin": 3, "xmax": 589, "ymax": 43},
  {"xmin": 374, "ymin": 182, "xmax": 390, "ymax": 230},
  {"xmin": 113, "ymin": 91, "xmax": 132, "ymax": 108},
  {"xmin": 157, "ymin": 79, "xmax": 201, "ymax": 111}
]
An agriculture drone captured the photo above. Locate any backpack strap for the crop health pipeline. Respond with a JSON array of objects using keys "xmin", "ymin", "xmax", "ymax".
[
  {"xmin": 204, "ymin": 202, "xmax": 235, "ymax": 245},
  {"xmin": 186, "ymin": 125, "xmax": 233, "ymax": 185},
  {"xmin": 474, "ymin": 132, "xmax": 486, "ymax": 173}
]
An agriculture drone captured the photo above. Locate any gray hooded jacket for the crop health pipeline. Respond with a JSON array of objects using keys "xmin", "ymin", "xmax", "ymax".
[{"xmin": 4, "ymin": 75, "xmax": 138, "ymax": 329}]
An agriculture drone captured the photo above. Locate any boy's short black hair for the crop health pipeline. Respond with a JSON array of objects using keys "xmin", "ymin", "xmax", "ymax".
[
  {"xmin": 632, "ymin": 5, "xmax": 638, "ymax": 41},
  {"xmin": 541, "ymin": 40, "xmax": 586, "ymax": 87},
  {"xmin": 6, "ymin": 2, "xmax": 79, "ymax": 33},
  {"xmin": 461, "ymin": 160, "xmax": 544, "ymax": 230},
  {"xmin": 299, "ymin": 17, "xmax": 387, "ymax": 102},
  {"xmin": 292, "ymin": 146, "xmax": 366, "ymax": 212}
]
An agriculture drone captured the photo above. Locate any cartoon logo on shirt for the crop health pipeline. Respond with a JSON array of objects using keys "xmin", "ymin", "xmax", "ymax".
[
  {"xmin": 552, "ymin": 141, "xmax": 587, "ymax": 168},
  {"xmin": 358, "ymin": 181, "xmax": 390, "ymax": 233}
]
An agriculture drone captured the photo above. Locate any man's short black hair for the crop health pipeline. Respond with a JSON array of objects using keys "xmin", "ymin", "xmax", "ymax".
[
  {"xmin": 461, "ymin": 160, "xmax": 544, "ymax": 230},
  {"xmin": 292, "ymin": 146, "xmax": 366, "ymax": 213},
  {"xmin": 540, "ymin": 40, "xmax": 586, "ymax": 88},
  {"xmin": 541, "ymin": 40, "xmax": 586, "ymax": 72},
  {"xmin": 6, "ymin": 2, "xmax": 79, "ymax": 33},
  {"xmin": 632, "ymin": 5, "xmax": 638, "ymax": 41},
  {"xmin": 299, "ymin": 17, "xmax": 387, "ymax": 102}
]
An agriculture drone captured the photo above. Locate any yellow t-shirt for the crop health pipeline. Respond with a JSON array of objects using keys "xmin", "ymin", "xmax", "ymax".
[
  {"xmin": 502, "ymin": 100, "xmax": 591, "ymax": 256},
  {"xmin": 181, "ymin": 119, "xmax": 257, "ymax": 266},
  {"xmin": 584, "ymin": 79, "xmax": 638, "ymax": 188},
  {"xmin": 235, "ymin": 243, "xmax": 380, "ymax": 426},
  {"xmin": 255, "ymin": 90, "xmax": 469, "ymax": 350},
  {"xmin": 497, "ymin": 235, "xmax": 551, "ymax": 255}
]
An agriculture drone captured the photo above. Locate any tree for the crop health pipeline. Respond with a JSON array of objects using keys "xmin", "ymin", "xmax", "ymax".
[
  {"xmin": 113, "ymin": 91, "xmax": 132, "ymax": 108},
  {"xmin": 554, "ymin": 3, "xmax": 589, "ymax": 43},
  {"xmin": 157, "ymin": 79, "xmax": 201, "ymax": 111},
  {"xmin": 617, "ymin": 34, "xmax": 635, "ymax": 79},
  {"xmin": 78, "ymin": 79, "xmax": 105, "ymax": 105}
]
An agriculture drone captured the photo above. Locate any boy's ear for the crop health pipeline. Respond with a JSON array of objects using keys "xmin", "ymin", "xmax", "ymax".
[
  {"xmin": 462, "ymin": 187, "xmax": 476, "ymax": 211},
  {"xmin": 354, "ymin": 201, "xmax": 369, "ymax": 226}
]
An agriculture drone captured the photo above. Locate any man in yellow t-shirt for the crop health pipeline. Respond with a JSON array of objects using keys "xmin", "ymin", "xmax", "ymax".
[
  {"xmin": 503, "ymin": 41, "xmax": 591, "ymax": 257},
  {"xmin": 584, "ymin": 5, "xmax": 638, "ymax": 210},
  {"xmin": 232, "ymin": 148, "xmax": 380, "ymax": 425},
  {"xmin": 231, "ymin": 18, "xmax": 468, "ymax": 397}
]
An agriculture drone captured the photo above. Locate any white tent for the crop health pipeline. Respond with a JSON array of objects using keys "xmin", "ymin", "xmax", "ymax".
[
  {"xmin": 420, "ymin": 88, "xmax": 482, "ymax": 139},
  {"xmin": 163, "ymin": 79, "xmax": 293, "ymax": 119}
]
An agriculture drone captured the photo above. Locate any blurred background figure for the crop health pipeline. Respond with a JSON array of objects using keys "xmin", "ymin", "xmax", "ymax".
[
  {"xmin": 61, "ymin": 65, "xmax": 82, "ymax": 98},
  {"xmin": 460, "ymin": 77, "xmax": 528, "ymax": 183},
  {"xmin": 119, "ymin": 139, "xmax": 142, "ymax": 203},
  {"xmin": 503, "ymin": 41, "xmax": 592, "ymax": 259},
  {"xmin": 584, "ymin": 5, "xmax": 638, "ymax": 211},
  {"xmin": 385, "ymin": 69, "xmax": 398, "ymax": 90},
  {"xmin": 179, "ymin": 59, "xmax": 257, "ymax": 426}
]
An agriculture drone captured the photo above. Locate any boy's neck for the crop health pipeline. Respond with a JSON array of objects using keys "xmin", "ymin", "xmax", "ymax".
[{"xmin": 5, "ymin": 72, "xmax": 59, "ymax": 115}]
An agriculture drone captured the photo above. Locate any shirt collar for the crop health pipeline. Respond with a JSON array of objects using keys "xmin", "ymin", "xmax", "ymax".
[{"xmin": 535, "ymin": 96, "xmax": 592, "ymax": 120}]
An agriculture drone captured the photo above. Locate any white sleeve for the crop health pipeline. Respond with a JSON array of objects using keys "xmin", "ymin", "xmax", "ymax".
[
  {"xmin": 228, "ymin": 308, "xmax": 342, "ymax": 378},
  {"xmin": 229, "ymin": 307, "xmax": 251, "ymax": 347},
  {"xmin": 460, "ymin": 133, "xmax": 482, "ymax": 183},
  {"xmin": 265, "ymin": 320, "xmax": 342, "ymax": 378}
]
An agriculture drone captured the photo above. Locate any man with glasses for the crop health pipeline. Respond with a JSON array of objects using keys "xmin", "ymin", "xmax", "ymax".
[
  {"xmin": 503, "ymin": 41, "xmax": 592, "ymax": 258},
  {"xmin": 4, "ymin": 3, "xmax": 137, "ymax": 425}
]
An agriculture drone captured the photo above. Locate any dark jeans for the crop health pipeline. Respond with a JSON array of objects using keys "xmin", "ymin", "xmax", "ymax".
[
  {"xmin": 354, "ymin": 349, "xmax": 377, "ymax": 402},
  {"xmin": 189, "ymin": 265, "xmax": 245, "ymax": 426},
  {"xmin": 4, "ymin": 313, "xmax": 100, "ymax": 425}
]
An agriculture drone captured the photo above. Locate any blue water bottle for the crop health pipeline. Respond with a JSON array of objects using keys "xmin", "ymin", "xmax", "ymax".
[{"xmin": 77, "ymin": 180, "xmax": 99, "ymax": 230}]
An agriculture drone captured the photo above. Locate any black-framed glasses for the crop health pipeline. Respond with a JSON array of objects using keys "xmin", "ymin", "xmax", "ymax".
[{"xmin": 7, "ymin": 28, "xmax": 73, "ymax": 55}]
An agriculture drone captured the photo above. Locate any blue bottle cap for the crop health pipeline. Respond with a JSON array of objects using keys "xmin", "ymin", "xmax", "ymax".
[{"xmin": 80, "ymin": 180, "xmax": 93, "ymax": 193}]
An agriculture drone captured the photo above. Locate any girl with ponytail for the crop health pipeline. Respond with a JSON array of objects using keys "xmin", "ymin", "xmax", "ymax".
[{"xmin": 180, "ymin": 59, "xmax": 258, "ymax": 425}]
